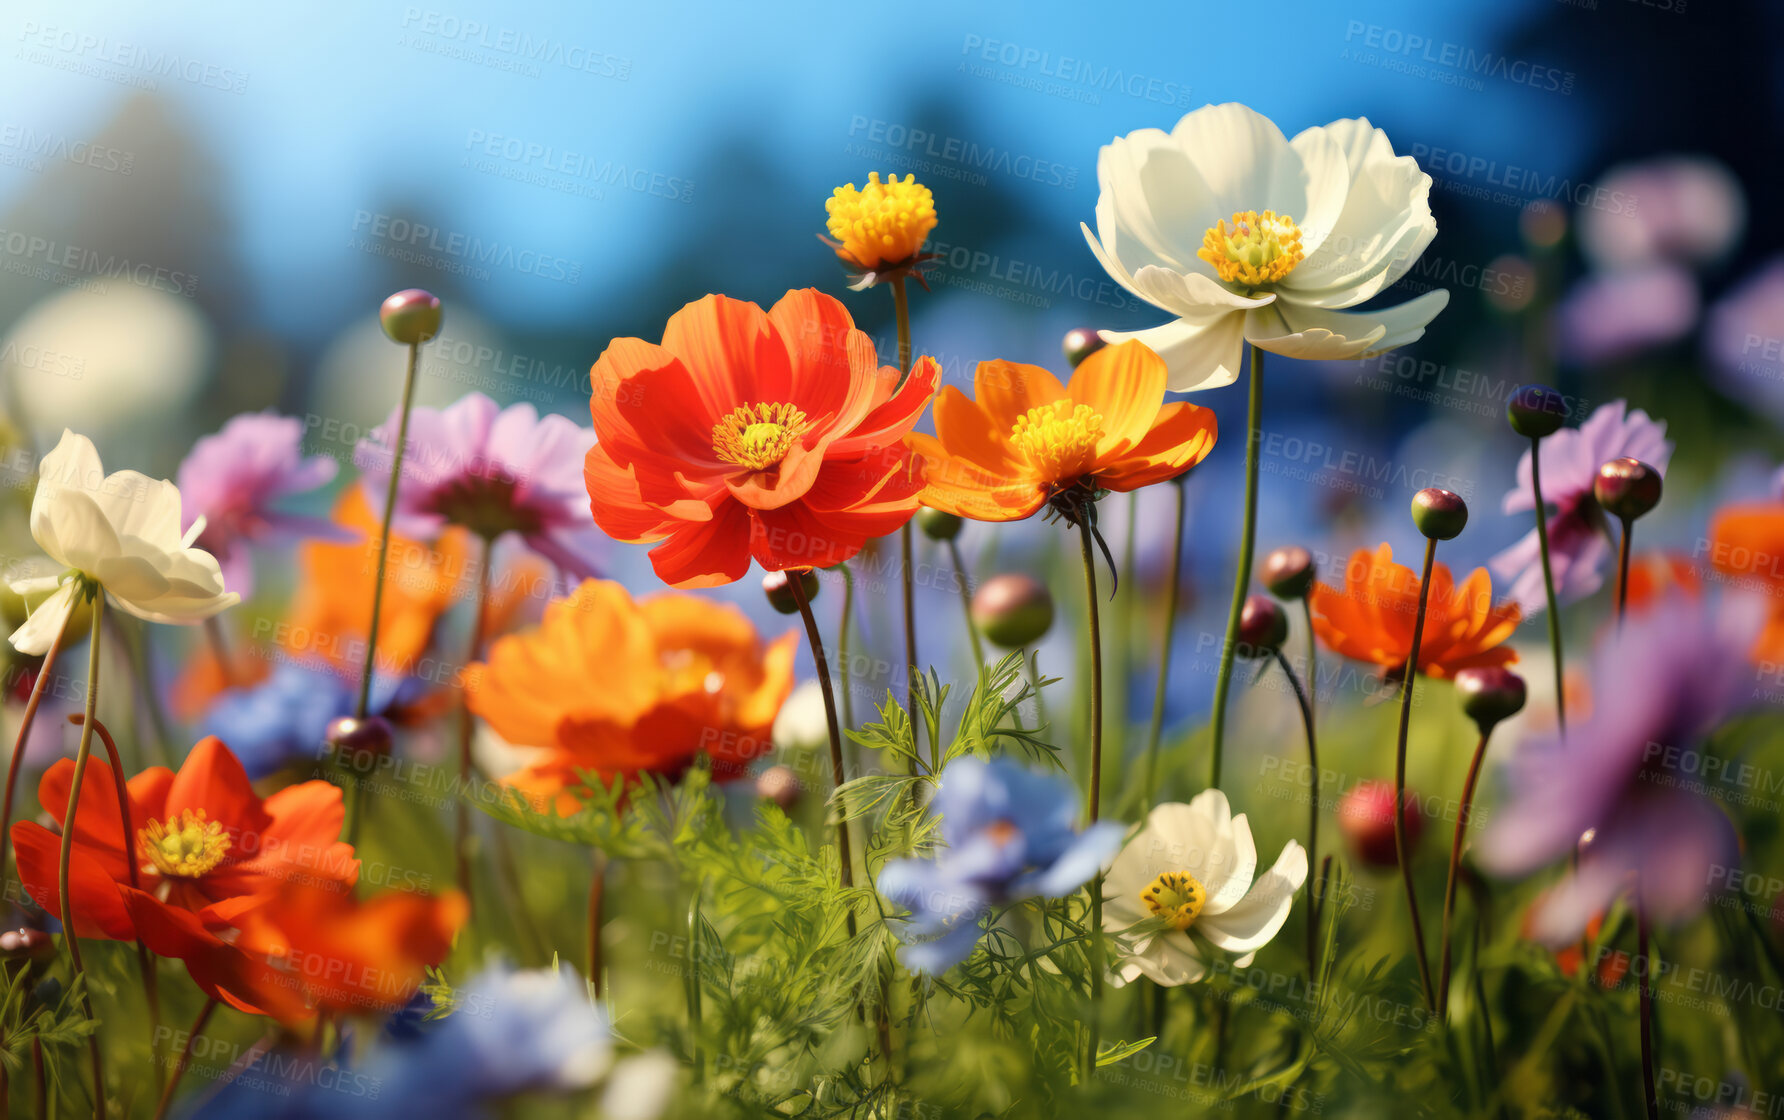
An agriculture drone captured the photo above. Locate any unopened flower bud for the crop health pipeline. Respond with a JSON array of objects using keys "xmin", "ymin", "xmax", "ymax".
[
  {"xmin": 1411, "ymin": 488, "xmax": 1468, "ymax": 541},
  {"xmin": 756, "ymin": 765, "xmax": 801, "ymax": 812},
  {"xmin": 1236, "ymin": 595, "xmax": 1287, "ymax": 658},
  {"xmin": 1259, "ymin": 546, "xmax": 1316, "ymax": 600},
  {"xmin": 915, "ymin": 507, "xmax": 963, "ymax": 542},
  {"xmin": 0, "ymin": 928, "xmax": 54, "ymax": 963},
  {"xmin": 972, "ymin": 574, "xmax": 1054, "ymax": 648},
  {"xmin": 325, "ymin": 715, "xmax": 393, "ymax": 762},
  {"xmin": 1062, "ymin": 327, "xmax": 1106, "ymax": 369},
  {"xmin": 763, "ymin": 569, "xmax": 820, "ymax": 615},
  {"xmin": 1454, "ymin": 667, "xmax": 1527, "ymax": 733},
  {"xmin": 1593, "ymin": 457, "xmax": 1662, "ymax": 522},
  {"xmin": 379, "ymin": 288, "xmax": 443, "ymax": 345},
  {"xmin": 1507, "ymin": 384, "xmax": 1568, "ymax": 439},
  {"xmin": 1338, "ymin": 780, "xmax": 1425, "ymax": 869}
]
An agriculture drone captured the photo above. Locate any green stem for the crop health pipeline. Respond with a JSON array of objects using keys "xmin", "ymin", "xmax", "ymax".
[
  {"xmin": 1638, "ymin": 903, "xmax": 1659, "ymax": 1120},
  {"xmin": 1209, "ymin": 344, "xmax": 1264, "ymax": 790},
  {"xmin": 686, "ymin": 883, "xmax": 705, "ymax": 1083},
  {"xmin": 1302, "ymin": 598, "xmax": 1317, "ymax": 726},
  {"xmin": 346, "ymin": 336, "xmax": 423, "ymax": 845},
  {"xmin": 838, "ymin": 563, "xmax": 856, "ymax": 734},
  {"xmin": 1077, "ymin": 517, "xmax": 1105, "ymax": 1079},
  {"xmin": 891, "ymin": 276, "xmax": 912, "ymax": 382},
  {"xmin": 1142, "ymin": 478, "xmax": 1187, "ymax": 812},
  {"xmin": 1, "ymin": 608, "xmax": 71, "ymax": 885},
  {"xmin": 1270, "ymin": 650, "xmax": 1318, "ymax": 978},
  {"xmin": 787, "ymin": 574, "xmax": 857, "ymax": 910},
  {"xmin": 1394, "ymin": 540, "xmax": 1439, "ymax": 1014},
  {"xmin": 56, "ymin": 585, "xmax": 106, "ymax": 1120},
  {"xmin": 947, "ymin": 538, "xmax": 986, "ymax": 670},
  {"xmin": 1614, "ymin": 516, "xmax": 1633, "ymax": 629},
  {"xmin": 455, "ymin": 535, "xmax": 495, "ymax": 911},
  {"xmin": 1439, "ymin": 729, "xmax": 1494, "ymax": 1018},
  {"xmin": 587, "ymin": 850, "xmax": 607, "ymax": 999},
  {"xmin": 1528, "ymin": 435, "xmax": 1566, "ymax": 735}
]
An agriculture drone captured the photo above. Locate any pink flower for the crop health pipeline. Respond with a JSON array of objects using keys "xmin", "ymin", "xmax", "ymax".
[
  {"xmin": 1491, "ymin": 400, "xmax": 1672, "ymax": 615},
  {"xmin": 178, "ymin": 412, "xmax": 348, "ymax": 598},
  {"xmin": 354, "ymin": 392, "xmax": 604, "ymax": 579}
]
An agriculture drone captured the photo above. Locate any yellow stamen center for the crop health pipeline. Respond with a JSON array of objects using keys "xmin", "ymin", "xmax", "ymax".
[
  {"xmin": 138, "ymin": 809, "xmax": 231, "ymax": 879},
  {"xmin": 1141, "ymin": 870, "xmax": 1207, "ymax": 931},
  {"xmin": 1010, "ymin": 400, "xmax": 1104, "ymax": 480},
  {"xmin": 824, "ymin": 172, "xmax": 938, "ymax": 272},
  {"xmin": 1198, "ymin": 209, "xmax": 1304, "ymax": 288},
  {"xmin": 712, "ymin": 402, "xmax": 810, "ymax": 472}
]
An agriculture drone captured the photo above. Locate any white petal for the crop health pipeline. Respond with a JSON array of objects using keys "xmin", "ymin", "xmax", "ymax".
[
  {"xmin": 8, "ymin": 581, "xmax": 78, "ymax": 655},
  {"xmin": 1129, "ymin": 266, "xmax": 1275, "ymax": 320},
  {"xmin": 1199, "ymin": 840, "xmax": 1308, "ymax": 954},
  {"xmin": 1169, "ymin": 103, "xmax": 1307, "ymax": 225},
  {"xmin": 1282, "ymin": 124, "xmax": 1352, "ymax": 259},
  {"xmin": 600, "ymin": 1053, "xmax": 678, "ymax": 1120},
  {"xmin": 1100, "ymin": 313, "xmax": 1248, "ymax": 394},
  {"xmin": 1204, "ymin": 811, "xmax": 1259, "ymax": 915},
  {"xmin": 1096, "ymin": 128, "xmax": 1220, "ymax": 274},
  {"xmin": 1111, "ymin": 932, "xmax": 1207, "ymax": 988},
  {"xmin": 1247, "ymin": 289, "xmax": 1450, "ymax": 360},
  {"xmin": 1284, "ymin": 118, "xmax": 1437, "ymax": 305}
]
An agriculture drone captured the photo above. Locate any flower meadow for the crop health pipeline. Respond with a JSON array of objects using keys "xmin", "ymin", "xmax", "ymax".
[{"xmin": 0, "ymin": 96, "xmax": 1782, "ymax": 1120}]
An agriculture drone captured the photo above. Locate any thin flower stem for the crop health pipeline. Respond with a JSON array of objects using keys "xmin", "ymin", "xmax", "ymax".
[
  {"xmin": 891, "ymin": 276, "xmax": 912, "ymax": 382},
  {"xmin": 1394, "ymin": 540, "xmax": 1439, "ymax": 1014},
  {"xmin": 1209, "ymin": 344, "xmax": 1265, "ymax": 790},
  {"xmin": 355, "ymin": 337, "xmax": 422, "ymax": 716},
  {"xmin": 1302, "ymin": 598, "xmax": 1318, "ymax": 725},
  {"xmin": 587, "ymin": 849, "xmax": 608, "ymax": 1000},
  {"xmin": 455, "ymin": 535, "xmax": 495, "ymax": 911},
  {"xmin": 838, "ymin": 563, "xmax": 856, "ymax": 733},
  {"xmin": 946, "ymin": 538, "xmax": 987, "ymax": 670},
  {"xmin": 55, "ymin": 586, "xmax": 106, "ymax": 1120},
  {"xmin": 1, "ymin": 608, "xmax": 71, "ymax": 883},
  {"xmin": 152, "ymin": 997, "xmax": 216, "ymax": 1120},
  {"xmin": 1270, "ymin": 649, "xmax": 1318, "ymax": 977},
  {"xmin": 1528, "ymin": 435, "xmax": 1566, "ymax": 735},
  {"xmin": 1142, "ymin": 478, "xmax": 1187, "ymax": 812},
  {"xmin": 1614, "ymin": 516, "xmax": 1634, "ymax": 628},
  {"xmin": 890, "ymin": 275, "xmax": 922, "ymax": 776},
  {"xmin": 1076, "ymin": 517, "xmax": 1105, "ymax": 1080},
  {"xmin": 70, "ymin": 714, "xmax": 161, "ymax": 1091},
  {"xmin": 1638, "ymin": 903, "xmax": 1659, "ymax": 1120},
  {"xmin": 686, "ymin": 881, "xmax": 705, "ymax": 1083},
  {"xmin": 1438, "ymin": 728, "xmax": 1494, "ymax": 1018},
  {"xmin": 786, "ymin": 574, "xmax": 857, "ymax": 911},
  {"xmin": 204, "ymin": 615, "xmax": 238, "ymax": 690}
]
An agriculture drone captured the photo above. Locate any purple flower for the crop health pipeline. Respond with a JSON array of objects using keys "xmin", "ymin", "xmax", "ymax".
[
  {"xmin": 1479, "ymin": 598, "xmax": 1759, "ymax": 943},
  {"xmin": 178, "ymin": 412, "xmax": 347, "ymax": 597},
  {"xmin": 354, "ymin": 392, "xmax": 604, "ymax": 579},
  {"xmin": 1706, "ymin": 258, "xmax": 1784, "ymax": 426},
  {"xmin": 1555, "ymin": 265, "xmax": 1698, "ymax": 367},
  {"xmin": 1490, "ymin": 400, "xmax": 1672, "ymax": 615},
  {"xmin": 1576, "ymin": 156, "xmax": 1745, "ymax": 273},
  {"xmin": 876, "ymin": 756, "xmax": 1122, "ymax": 973}
]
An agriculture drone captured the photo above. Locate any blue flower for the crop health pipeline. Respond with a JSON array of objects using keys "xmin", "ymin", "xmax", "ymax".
[{"xmin": 876, "ymin": 755, "xmax": 1122, "ymax": 973}]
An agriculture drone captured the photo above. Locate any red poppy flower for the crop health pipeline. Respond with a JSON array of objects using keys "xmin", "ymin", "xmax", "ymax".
[
  {"xmin": 11, "ymin": 738, "xmax": 356, "ymax": 1014},
  {"xmin": 584, "ymin": 289, "xmax": 937, "ymax": 587}
]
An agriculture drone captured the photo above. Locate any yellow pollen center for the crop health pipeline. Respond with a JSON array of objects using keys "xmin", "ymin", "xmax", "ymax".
[
  {"xmin": 1010, "ymin": 400, "xmax": 1104, "ymax": 480},
  {"xmin": 138, "ymin": 809, "xmax": 231, "ymax": 879},
  {"xmin": 1141, "ymin": 870, "xmax": 1207, "ymax": 931},
  {"xmin": 1198, "ymin": 209, "xmax": 1304, "ymax": 288},
  {"xmin": 712, "ymin": 402, "xmax": 811, "ymax": 472},
  {"xmin": 824, "ymin": 172, "xmax": 938, "ymax": 272}
]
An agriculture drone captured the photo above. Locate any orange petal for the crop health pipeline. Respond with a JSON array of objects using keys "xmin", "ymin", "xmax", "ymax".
[
  {"xmin": 974, "ymin": 360, "xmax": 1066, "ymax": 431},
  {"xmin": 1067, "ymin": 340, "xmax": 1166, "ymax": 457},
  {"xmin": 647, "ymin": 501, "xmax": 755, "ymax": 588},
  {"xmin": 660, "ymin": 294, "xmax": 791, "ymax": 418}
]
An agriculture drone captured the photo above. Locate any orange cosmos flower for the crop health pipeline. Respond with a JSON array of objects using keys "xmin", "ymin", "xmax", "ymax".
[
  {"xmin": 584, "ymin": 290, "xmax": 938, "ymax": 588},
  {"xmin": 1623, "ymin": 550, "xmax": 1703, "ymax": 613},
  {"xmin": 1707, "ymin": 502, "xmax": 1784, "ymax": 663},
  {"xmin": 908, "ymin": 340, "xmax": 1217, "ymax": 524},
  {"xmin": 467, "ymin": 579, "xmax": 796, "ymax": 810},
  {"xmin": 232, "ymin": 880, "xmax": 466, "ymax": 1016},
  {"xmin": 1310, "ymin": 544, "xmax": 1521, "ymax": 680},
  {"xmin": 282, "ymin": 488, "xmax": 468, "ymax": 677},
  {"xmin": 11, "ymin": 737, "xmax": 356, "ymax": 1016}
]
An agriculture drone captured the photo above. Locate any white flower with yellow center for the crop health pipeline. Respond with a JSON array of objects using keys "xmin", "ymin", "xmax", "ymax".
[
  {"xmin": 7, "ymin": 429, "xmax": 238, "ymax": 654},
  {"xmin": 1103, "ymin": 789, "xmax": 1307, "ymax": 986},
  {"xmin": 1083, "ymin": 102, "xmax": 1449, "ymax": 392}
]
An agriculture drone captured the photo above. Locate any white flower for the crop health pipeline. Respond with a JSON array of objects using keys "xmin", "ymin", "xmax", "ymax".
[
  {"xmin": 1083, "ymin": 101, "xmax": 1450, "ymax": 392},
  {"xmin": 7, "ymin": 429, "xmax": 238, "ymax": 654},
  {"xmin": 1103, "ymin": 789, "xmax": 1307, "ymax": 986}
]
